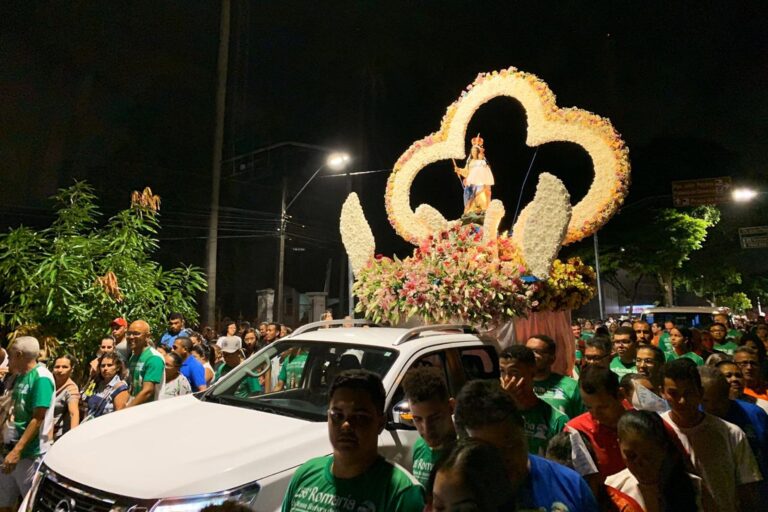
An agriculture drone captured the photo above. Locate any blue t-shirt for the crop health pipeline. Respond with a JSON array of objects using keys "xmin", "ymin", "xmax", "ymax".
[
  {"xmin": 726, "ymin": 399, "xmax": 768, "ymax": 479},
  {"xmin": 160, "ymin": 329, "xmax": 189, "ymax": 350},
  {"xmin": 180, "ymin": 355, "xmax": 207, "ymax": 391},
  {"xmin": 518, "ymin": 455, "xmax": 598, "ymax": 512}
]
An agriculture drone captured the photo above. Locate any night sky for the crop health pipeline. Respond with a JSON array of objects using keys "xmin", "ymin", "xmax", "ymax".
[{"xmin": 1, "ymin": 1, "xmax": 767, "ymax": 320}]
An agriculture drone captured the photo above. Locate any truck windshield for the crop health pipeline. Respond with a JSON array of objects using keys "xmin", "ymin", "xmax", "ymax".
[{"xmin": 201, "ymin": 340, "xmax": 398, "ymax": 421}]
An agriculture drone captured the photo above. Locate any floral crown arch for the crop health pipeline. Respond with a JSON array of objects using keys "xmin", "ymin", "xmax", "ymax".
[{"xmin": 339, "ymin": 66, "xmax": 630, "ymax": 353}]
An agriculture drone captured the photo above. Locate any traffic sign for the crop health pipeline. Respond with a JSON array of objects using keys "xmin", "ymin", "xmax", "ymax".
[
  {"xmin": 672, "ymin": 177, "xmax": 732, "ymax": 207},
  {"xmin": 739, "ymin": 226, "xmax": 768, "ymax": 249}
]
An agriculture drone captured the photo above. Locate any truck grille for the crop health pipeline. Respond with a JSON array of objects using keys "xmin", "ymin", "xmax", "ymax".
[{"xmin": 33, "ymin": 470, "xmax": 154, "ymax": 512}]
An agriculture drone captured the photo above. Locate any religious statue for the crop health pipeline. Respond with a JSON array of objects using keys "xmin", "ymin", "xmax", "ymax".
[{"xmin": 453, "ymin": 134, "xmax": 495, "ymax": 215}]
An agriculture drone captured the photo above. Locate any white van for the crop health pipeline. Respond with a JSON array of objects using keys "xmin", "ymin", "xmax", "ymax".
[{"xmin": 639, "ymin": 306, "xmax": 731, "ymax": 328}]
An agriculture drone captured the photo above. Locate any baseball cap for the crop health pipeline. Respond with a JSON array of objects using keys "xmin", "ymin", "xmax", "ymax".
[
  {"xmin": 217, "ymin": 336, "xmax": 243, "ymax": 354},
  {"xmin": 111, "ymin": 317, "xmax": 128, "ymax": 328}
]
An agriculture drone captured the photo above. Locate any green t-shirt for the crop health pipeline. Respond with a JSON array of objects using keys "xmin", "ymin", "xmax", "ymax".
[
  {"xmin": 521, "ymin": 400, "xmax": 569, "ymax": 456},
  {"xmin": 610, "ymin": 357, "xmax": 637, "ymax": 379},
  {"xmin": 411, "ymin": 436, "xmax": 450, "ymax": 490},
  {"xmin": 12, "ymin": 364, "xmax": 55, "ymax": 459},
  {"xmin": 658, "ymin": 332, "xmax": 671, "ymax": 354},
  {"xmin": 714, "ymin": 341, "xmax": 739, "ymax": 356},
  {"xmin": 727, "ymin": 328, "xmax": 741, "ymax": 342},
  {"xmin": 533, "ymin": 373, "xmax": 584, "ymax": 419},
  {"xmin": 282, "ymin": 455, "xmax": 425, "ymax": 512},
  {"xmin": 214, "ymin": 363, "xmax": 262, "ymax": 398},
  {"xmin": 278, "ymin": 352, "xmax": 308, "ymax": 389},
  {"xmin": 128, "ymin": 346, "xmax": 165, "ymax": 401},
  {"xmin": 665, "ymin": 350, "xmax": 705, "ymax": 366}
]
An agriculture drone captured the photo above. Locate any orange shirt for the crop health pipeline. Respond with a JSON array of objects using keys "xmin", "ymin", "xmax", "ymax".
[{"xmin": 743, "ymin": 385, "xmax": 768, "ymax": 401}]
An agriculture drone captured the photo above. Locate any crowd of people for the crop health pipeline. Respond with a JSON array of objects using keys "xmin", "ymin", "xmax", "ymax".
[
  {"xmin": 283, "ymin": 313, "xmax": 768, "ymax": 511},
  {"xmin": 1, "ymin": 308, "xmax": 768, "ymax": 511},
  {"xmin": 0, "ymin": 312, "xmax": 293, "ymax": 510}
]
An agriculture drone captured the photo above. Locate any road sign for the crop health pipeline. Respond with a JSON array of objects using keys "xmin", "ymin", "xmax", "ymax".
[
  {"xmin": 739, "ymin": 226, "xmax": 768, "ymax": 249},
  {"xmin": 672, "ymin": 177, "xmax": 732, "ymax": 207}
]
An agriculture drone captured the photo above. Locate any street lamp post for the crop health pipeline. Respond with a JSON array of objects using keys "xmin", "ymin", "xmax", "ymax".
[{"xmin": 275, "ymin": 152, "xmax": 351, "ymax": 323}]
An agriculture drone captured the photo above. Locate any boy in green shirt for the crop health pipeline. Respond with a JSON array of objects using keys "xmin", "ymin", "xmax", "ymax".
[
  {"xmin": 126, "ymin": 320, "xmax": 165, "ymax": 406},
  {"xmin": 213, "ymin": 336, "xmax": 261, "ymax": 397},
  {"xmin": 0, "ymin": 336, "xmax": 55, "ymax": 511},
  {"xmin": 282, "ymin": 370, "xmax": 424, "ymax": 511},
  {"xmin": 526, "ymin": 334, "xmax": 584, "ymax": 418},
  {"xmin": 274, "ymin": 349, "xmax": 308, "ymax": 391},
  {"xmin": 500, "ymin": 346, "xmax": 569, "ymax": 455},
  {"xmin": 402, "ymin": 366, "xmax": 457, "ymax": 491},
  {"xmin": 609, "ymin": 326, "xmax": 638, "ymax": 378},
  {"xmin": 709, "ymin": 322, "xmax": 739, "ymax": 356}
]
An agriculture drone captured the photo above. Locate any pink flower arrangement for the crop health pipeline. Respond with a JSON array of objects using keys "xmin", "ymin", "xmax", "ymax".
[{"xmin": 354, "ymin": 226, "xmax": 597, "ymax": 326}]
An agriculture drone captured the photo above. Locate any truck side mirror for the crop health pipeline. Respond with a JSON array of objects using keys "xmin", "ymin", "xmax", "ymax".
[{"xmin": 389, "ymin": 399, "xmax": 415, "ymax": 430}]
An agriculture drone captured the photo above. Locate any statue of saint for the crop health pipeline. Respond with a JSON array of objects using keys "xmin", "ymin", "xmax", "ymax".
[{"xmin": 453, "ymin": 134, "xmax": 495, "ymax": 215}]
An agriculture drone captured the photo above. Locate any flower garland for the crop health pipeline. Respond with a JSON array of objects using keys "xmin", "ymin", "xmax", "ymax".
[
  {"xmin": 353, "ymin": 225, "xmax": 595, "ymax": 326},
  {"xmin": 384, "ymin": 66, "xmax": 630, "ymax": 247}
]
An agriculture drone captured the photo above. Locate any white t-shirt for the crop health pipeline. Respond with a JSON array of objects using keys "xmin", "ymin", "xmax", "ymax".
[
  {"xmin": 605, "ymin": 468, "xmax": 703, "ymax": 511},
  {"xmin": 660, "ymin": 411, "xmax": 762, "ymax": 511}
]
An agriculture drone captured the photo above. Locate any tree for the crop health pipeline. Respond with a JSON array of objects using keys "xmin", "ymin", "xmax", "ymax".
[
  {"xmin": 716, "ymin": 292, "xmax": 752, "ymax": 315},
  {"xmin": 596, "ymin": 205, "xmax": 719, "ymax": 306},
  {"xmin": 0, "ymin": 182, "xmax": 206, "ymax": 375}
]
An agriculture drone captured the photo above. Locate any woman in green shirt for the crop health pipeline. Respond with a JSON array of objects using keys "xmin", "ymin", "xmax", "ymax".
[{"xmin": 665, "ymin": 326, "xmax": 704, "ymax": 366}]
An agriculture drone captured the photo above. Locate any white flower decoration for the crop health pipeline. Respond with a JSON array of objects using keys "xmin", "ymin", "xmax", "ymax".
[
  {"xmin": 519, "ymin": 173, "xmax": 572, "ymax": 278},
  {"xmin": 340, "ymin": 193, "xmax": 375, "ymax": 276}
]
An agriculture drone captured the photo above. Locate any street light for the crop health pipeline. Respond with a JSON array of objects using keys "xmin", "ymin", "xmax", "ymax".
[
  {"xmin": 732, "ymin": 187, "xmax": 758, "ymax": 203},
  {"xmin": 276, "ymin": 152, "xmax": 351, "ymax": 323}
]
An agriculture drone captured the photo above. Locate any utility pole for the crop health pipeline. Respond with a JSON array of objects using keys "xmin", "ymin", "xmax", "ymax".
[
  {"xmin": 276, "ymin": 177, "xmax": 288, "ymax": 323},
  {"xmin": 204, "ymin": 0, "xmax": 231, "ymax": 326},
  {"xmin": 346, "ymin": 171, "xmax": 354, "ymax": 318},
  {"xmin": 594, "ymin": 233, "xmax": 605, "ymax": 319}
]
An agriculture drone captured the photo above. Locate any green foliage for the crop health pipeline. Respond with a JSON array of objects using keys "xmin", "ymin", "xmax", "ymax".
[
  {"xmin": 716, "ymin": 292, "xmax": 752, "ymax": 314},
  {"xmin": 0, "ymin": 182, "xmax": 207, "ymax": 374},
  {"xmin": 597, "ymin": 205, "xmax": 719, "ymax": 305}
]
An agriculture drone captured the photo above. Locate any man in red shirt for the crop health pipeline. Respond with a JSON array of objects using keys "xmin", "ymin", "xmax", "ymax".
[{"xmin": 566, "ymin": 366, "xmax": 630, "ymax": 481}]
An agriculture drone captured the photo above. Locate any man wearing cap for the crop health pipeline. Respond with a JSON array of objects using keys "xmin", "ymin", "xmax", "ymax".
[
  {"xmin": 0, "ymin": 337, "xmax": 55, "ymax": 512},
  {"xmin": 213, "ymin": 336, "xmax": 261, "ymax": 397},
  {"xmin": 111, "ymin": 317, "xmax": 130, "ymax": 361},
  {"xmin": 126, "ymin": 320, "xmax": 165, "ymax": 407}
]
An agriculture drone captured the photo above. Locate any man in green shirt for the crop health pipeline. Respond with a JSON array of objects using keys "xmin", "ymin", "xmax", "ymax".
[
  {"xmin": 500, "ymin": 346, "xmax": 569, "ymax": 455},
  {"xmin": 126, "ymin": 320, "xmax": 165, "ymax": 407},
  {"xmin": 402, "ymin": 366, "xmax": 456, "ymax": 492},
  {"xmin": 213, "ymin": 336, "xmax": 261, "ymax": 397},
  {"xmin": 710, "ymin": 322, "xmax": 739, "ymax": 356},
  {"xmin": 274, "ymin": 348, "xmax": 308, "ymax": 392},
  {"xmin": 282, "ymin": 370, "xmax": 424, "ymax": 511},
  {"xmin": 714, "ymin": 313, "xmax": 741, "ymax": 343},
  {"xmin": 526, "ymin": 334, "xmax": 584, "ymax": 418},
  {"xmin": 0, "ymin": 336, "xmax": 55, "ymax": 511},
  {"xmin": 609, "ymin": 326, "xmax": 638, "ymax": 378}
]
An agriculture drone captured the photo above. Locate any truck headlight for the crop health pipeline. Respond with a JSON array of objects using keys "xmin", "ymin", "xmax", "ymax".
[{"xmin": 151, "ymin": 481, "xmax": 260, "ymax": 511}]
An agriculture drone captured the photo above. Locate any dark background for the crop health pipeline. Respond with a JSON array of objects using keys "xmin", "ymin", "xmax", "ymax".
[{"xmin": 2, "ymin": 1, "xmax": 767, "ymax": 321}]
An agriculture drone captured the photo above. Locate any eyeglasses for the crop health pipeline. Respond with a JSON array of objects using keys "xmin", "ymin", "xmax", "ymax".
[
  {"xmin": 583, "ymin": 354, "xmax": 610, "ymax": 363},
  {"xmin": 634, "ymin": 330, "xmax": 651, "ymax": 335},
  {"xmin": 327, "ymin": 410, "xmax": 375, "ymax": 428},
  {"xmin": 736, "ymin": 361, "xmax": 759, "ymax": 368},
  {"xmin": 636, "ymin": 358, "xmax": 657, "ymax": 365}
]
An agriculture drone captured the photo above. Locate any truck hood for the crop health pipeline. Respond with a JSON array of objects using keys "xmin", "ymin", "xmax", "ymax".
[{"xmin": 43, "ymin": 394, "xmax": 331, "ymax": 499}]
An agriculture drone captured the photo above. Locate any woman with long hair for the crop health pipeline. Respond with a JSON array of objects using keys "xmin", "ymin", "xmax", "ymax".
[
  {"xmin": 81, "ymin": 353, "xmax": 129, "ymax": 420},
  {"xmin": 665, "ymin": 327, "xmax": 704, "ymax": 366},
  {"xmin": 606, "ymin": 410, "xmax": 701, "ymax": 512},
  {"xmin": 51, "ymin": 354, "xmax": 80, "ymax": 440},
  {"xmin": 191, "ymin": 344, "xmax": 215, "ymax": 385}
]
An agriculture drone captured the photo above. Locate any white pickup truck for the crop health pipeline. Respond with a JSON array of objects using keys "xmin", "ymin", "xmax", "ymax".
[{"xmin": 22, "ymin": 321, "xmax": 499, "ymax": 511}]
